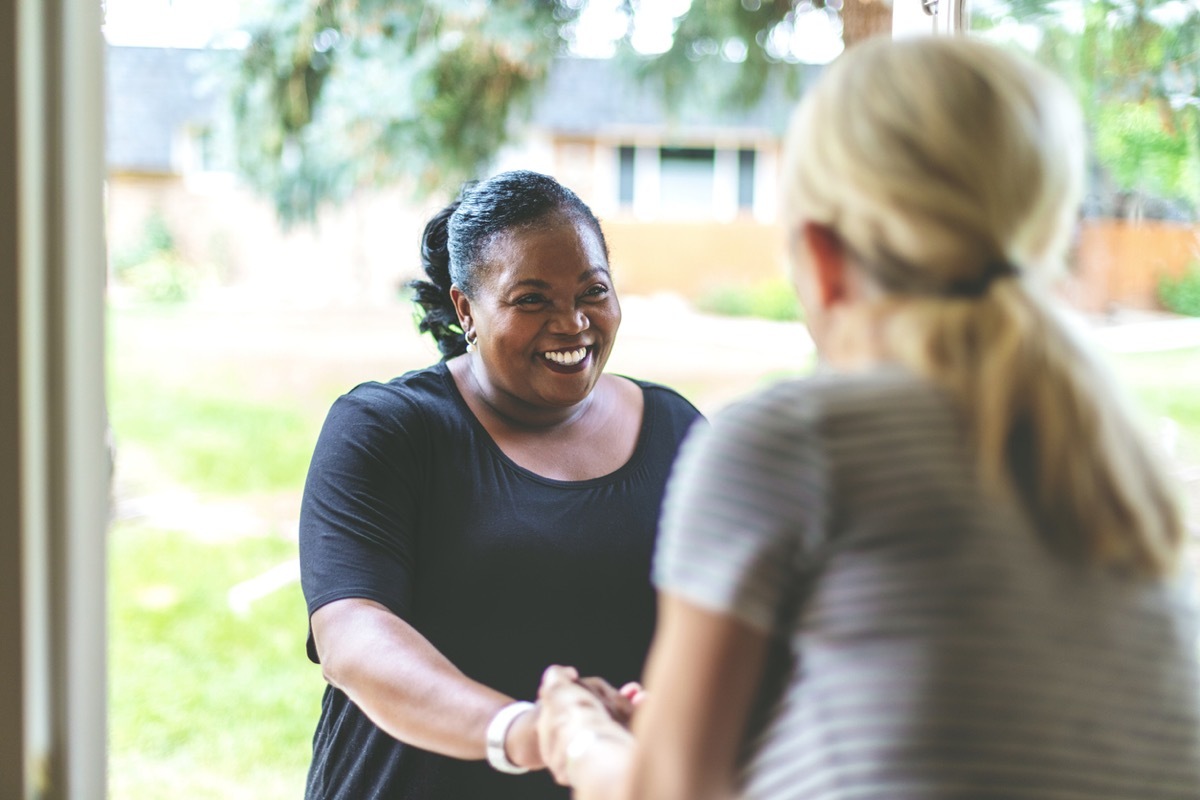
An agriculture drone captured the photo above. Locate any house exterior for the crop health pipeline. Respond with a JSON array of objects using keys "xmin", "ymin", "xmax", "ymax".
[
  {"xmin": 106, "ymin": 44, "xmax": 421, "ymax": 307},
  {"xmin": 105, "ymin": 45, "xmax": 1196, "ymax": 311},
  {"xmin": 502, "ymin": 57, "xmax": 817, "ymax": 298},
  {"xmin": 104, "ymin": 45, "xmax": 810, "ymax": 306}
]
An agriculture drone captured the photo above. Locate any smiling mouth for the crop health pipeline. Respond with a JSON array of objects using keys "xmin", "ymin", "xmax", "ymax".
[{"xmin": 542, "ymin": 346, "xmax": 589, "ymax": 367}]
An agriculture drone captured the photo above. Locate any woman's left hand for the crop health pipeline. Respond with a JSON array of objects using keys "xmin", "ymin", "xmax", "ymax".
[{"xmin": 537, "ymin": 665, "xmax": 630, "ymax": 785}]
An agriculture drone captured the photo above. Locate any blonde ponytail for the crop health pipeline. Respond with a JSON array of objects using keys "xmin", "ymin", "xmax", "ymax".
[
  {"xmin": 784, "ymin": 36, "xmax": 1187, "ymax": 576},
  {"xmin": 879, "ymin": 281, "xmax": 1184, "ymax": 575}
]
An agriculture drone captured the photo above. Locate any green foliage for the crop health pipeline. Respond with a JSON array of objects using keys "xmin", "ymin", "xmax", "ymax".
[
  {"xmin": 229, "ymin": 1, "xmax": 840, "ymax": 224},
  {"xmin": 229, "ymin": 0, "xmax": 1200, "ymax": 224},
  {"xmin": 230, "ymin": 0, "xmax": 579, "ymax": 225},
  {"xmin": 618, "ymin": 0, "xmax": 815, "ymax": 115},
  {"xmin": 112, "ymin": 213, "xmax": 177, "ymax": 270},
  {"xmin": 973, "ymin": 0, "xmax": 1200, "ymax": 215},
  {"xmin": 696, "ymin": 277, "xmax": 803, "ymax": 322},
  {"xmin": 1095, "ymin": 103, "xmax": 1195, "ymax": 203},
  {"xmin": 111, "ymin": 214, "xmax": 204, "ymax": 304},
  {"xmin": 116, "ymin": 254, "xmax": 199, "ymax": 305},
  {"xmin": 1159, "ymin": 262, "xmax": 1200, "ymax": 317}
]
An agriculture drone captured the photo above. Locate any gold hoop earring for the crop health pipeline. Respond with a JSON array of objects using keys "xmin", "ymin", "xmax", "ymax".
[{"xmin": 465, "ymin": 330, "xmax": 478, "ymax": 354}]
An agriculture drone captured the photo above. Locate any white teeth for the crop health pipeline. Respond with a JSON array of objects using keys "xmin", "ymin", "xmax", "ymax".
[{"xmin": 543, "ymin": 347, "xmax": 588, "ymax": 366}]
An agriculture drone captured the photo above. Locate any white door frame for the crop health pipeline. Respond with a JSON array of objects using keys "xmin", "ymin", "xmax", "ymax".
[{"xmin": 1, "ymin": 1, "xmax": 109, "ymax": 797}]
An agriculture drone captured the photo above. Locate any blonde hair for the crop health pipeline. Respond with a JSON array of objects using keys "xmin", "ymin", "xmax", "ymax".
[{"xmin": 783, "ymin": 36, "xmax": 1185, "ymax": 576}]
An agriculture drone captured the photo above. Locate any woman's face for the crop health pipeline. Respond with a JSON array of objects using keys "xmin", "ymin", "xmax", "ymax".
[{"xmin": 461, "ymin": 217, "xmax": 620, "ymax": 413}]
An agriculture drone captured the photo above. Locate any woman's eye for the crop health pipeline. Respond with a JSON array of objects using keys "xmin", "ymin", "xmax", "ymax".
[
  {"xmin": 515, "ymin": 294, "xmax": 547, "ymax": 306},
  {"xmin": 582, "ymin": 284, "xmax": 609, "ymax": 300}
]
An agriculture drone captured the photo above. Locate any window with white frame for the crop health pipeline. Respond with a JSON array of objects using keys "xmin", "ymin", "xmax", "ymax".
[
  {"xmin": 658, "ymin": 147, "xmax": 716, "ymax": 217},
  {"xmin": 615, "ymin": 143, "xmax": 762, "ymax": 220}
]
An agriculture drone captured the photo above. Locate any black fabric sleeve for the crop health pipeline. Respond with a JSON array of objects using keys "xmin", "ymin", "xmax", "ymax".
[{"xmin": 299, "ymin": 384, "xmax": 427, "ymax": 663}]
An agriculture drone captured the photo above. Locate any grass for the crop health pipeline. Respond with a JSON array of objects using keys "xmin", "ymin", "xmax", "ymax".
[
  {"xmin": 110, "ymin": 373, "xmax": 317, "ymax": 495},
  {"xmin": 1110, "ymin": 347, "xmax": 1200, "ymax": 460},
  {"xmin": 106, "ymin": 306, "xmax": 333, "ymax": 496},
  {"xmin": 109, "ymin": 524, "xmax": 324, "ymax": 799},
  {"xmin": 106, "ymin": 301, "xmax": 1200, "ymax": 798},
  {"xmin": 108, "ymin": 304, "xmax": 331, "ymax": 798}
]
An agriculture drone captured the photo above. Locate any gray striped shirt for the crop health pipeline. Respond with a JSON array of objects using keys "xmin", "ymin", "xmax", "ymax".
[{"xmin": 654, "ymin": 368, "xmax": 1200, "ymax": 799}]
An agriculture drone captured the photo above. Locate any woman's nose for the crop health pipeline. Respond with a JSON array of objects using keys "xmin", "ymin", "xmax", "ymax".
[{"xmin": 548, "ymin": 306, "xmax": 589, "ymax": 334}]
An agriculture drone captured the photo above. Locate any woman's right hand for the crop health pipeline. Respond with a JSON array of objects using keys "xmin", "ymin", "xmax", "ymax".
[{"xmin": 538, "ymin": 665, "xmax": 632, "ymax": 786}]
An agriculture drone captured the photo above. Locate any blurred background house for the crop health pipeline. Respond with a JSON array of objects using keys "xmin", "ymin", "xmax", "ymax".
[
  {"xmin": 105, "ymin": 39, "xmax": 1197, "ymax": 314},
  {"xmin": 105, "ymin": 44, "xmax": 810, "ymax": 308}
]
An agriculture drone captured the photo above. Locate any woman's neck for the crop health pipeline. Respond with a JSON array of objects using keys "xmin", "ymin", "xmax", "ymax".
[{"xmin": 453, "ymin": 356, "xmax": 595, "ymax": 433}]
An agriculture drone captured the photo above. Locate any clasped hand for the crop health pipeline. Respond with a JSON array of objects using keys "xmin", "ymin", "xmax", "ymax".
[{"xmin": 535, "ymin": 665, "xmax": 642, "ymax": 786}]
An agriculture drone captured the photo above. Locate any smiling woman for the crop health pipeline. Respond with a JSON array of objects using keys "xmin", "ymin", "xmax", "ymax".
[
  {"xmin": 449, "ymin": 213, "xmax": 622, "ymax": 433},
  {"xmin": 296, "ymin": 170, "xmax": 703, "ymax": 800}
]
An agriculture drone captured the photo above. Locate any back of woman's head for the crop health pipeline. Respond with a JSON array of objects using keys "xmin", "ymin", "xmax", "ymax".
[
  {"xmin": 784, "ymin": 36, "xmax": 1184, "ymax": 576},
  {"xmin": 410, "ymin": 170, "xmax": 607, "ymax": 358},
  {"xmin": 784, "ymin": 36, "xmax": 1083, "ymax": 290}
]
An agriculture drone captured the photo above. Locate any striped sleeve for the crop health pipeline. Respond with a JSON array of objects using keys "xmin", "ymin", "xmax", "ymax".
[{"xmin": 653, "ymin": 388, "xmax": 824, "ymax": 634}]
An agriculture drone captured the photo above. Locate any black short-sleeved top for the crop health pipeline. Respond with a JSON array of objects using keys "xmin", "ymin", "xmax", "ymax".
[{"xmin": 299, "ymin": 361, "xmax": 703, "ymax": 800}]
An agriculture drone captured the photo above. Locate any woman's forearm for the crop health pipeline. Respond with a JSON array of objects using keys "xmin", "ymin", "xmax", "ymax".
[{"xmin": 312, "ymin": 597, "xmax": 541, "ymax": 766}]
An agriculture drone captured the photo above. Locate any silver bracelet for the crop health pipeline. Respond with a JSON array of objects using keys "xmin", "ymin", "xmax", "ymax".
[{"xmin": 485, "ymin": 701, "xmax": 535, "ymax": 775}]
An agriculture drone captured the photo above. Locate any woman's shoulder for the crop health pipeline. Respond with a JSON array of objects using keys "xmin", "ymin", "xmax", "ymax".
[
  {"xmin": 342, "ymin": 361, "xmax": 450, "ymax": 401},
  {"xmin": 714, "ymin": 367, "xmax": 951, "ymax": 439},
  {"xmin": 329, "ymin": 362, "xmax": 456, "ymax": 426},
  {"xmin": 615, "ymin": 375, "xmax": 703, "ymax": 420},
  {"xmin": 613, "ymin": 376, "xmax": 705, "ymax": 454}
]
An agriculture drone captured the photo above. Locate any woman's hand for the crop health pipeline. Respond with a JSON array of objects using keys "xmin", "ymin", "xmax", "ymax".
[
  {"xmin": 576, "ymin": 676, "xmax": 639, "ymax": 728},
  {"xmin": 538, "ymin": 665, "xmax": 633, "ymax": 787}
]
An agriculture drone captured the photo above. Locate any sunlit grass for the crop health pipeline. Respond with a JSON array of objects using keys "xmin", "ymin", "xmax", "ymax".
[
  {"xmin": 108, "ymin": 304, "xmax": 328, "ymax": 798},
  {"xmin": 1110, "ymin": 347, "xmax": 1200, "ymax": 459},
  {"xmin": 110, "ymin": 375, "xmax": 317, "ymax": 495},
  {"xmin": 107, "ymin": 306, "xmax": 327, "ymax": 496},
  {"xmin": 109, "ymin": 522, "xmax": 323, "ymax": 799}
]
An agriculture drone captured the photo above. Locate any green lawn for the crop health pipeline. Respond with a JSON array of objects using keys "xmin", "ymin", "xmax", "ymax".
[
  {"xmin": 108, "ymin": 306, "xmax": 331, "ymax": 798},
  {"xmin": 1111, "ymin": 347, "xmax": 1200, "ymax": 458},
  {"xmin": 109, "ymin": 524, "xmax": 323, "ymax": 799},
  {"xmin": 106, "ymin": 302, "xmax": 1200, "ymax": 798},
  {"xmin": 110, "ymin": 372, "xmax": 316, "ymax": 495}
]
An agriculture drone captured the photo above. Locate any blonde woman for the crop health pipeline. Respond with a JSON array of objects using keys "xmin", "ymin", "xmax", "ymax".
[{"xmin": 536, "ymin": 36, "xmax": 1200, "ymax": 800}]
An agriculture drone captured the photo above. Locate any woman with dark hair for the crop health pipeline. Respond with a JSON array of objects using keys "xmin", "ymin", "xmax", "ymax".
[{"xmin": 298, "ymin": 170, "xmax": 702, "ymax": 799}]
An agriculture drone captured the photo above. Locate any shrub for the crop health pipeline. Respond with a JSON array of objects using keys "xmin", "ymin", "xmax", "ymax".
[
  {"xmin": 111, "ymin": 213, "xmax": 204, "ymax": 304},
  {"xmin": 696, "ymin": 277, "xmax": 803, "ymax": 322},
  {"xmin": 1158, "ymin": 261, "xmax": 1200, "ymax": 317}
]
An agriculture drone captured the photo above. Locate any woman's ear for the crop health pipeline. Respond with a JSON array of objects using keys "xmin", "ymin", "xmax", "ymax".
[
  {"xmin": 800, "ymin": 222, "xmax": 850, "ymax": 309},
  {"xmin": 449, "ymin": 285, "xmax": 473, "ymax": 335}
]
